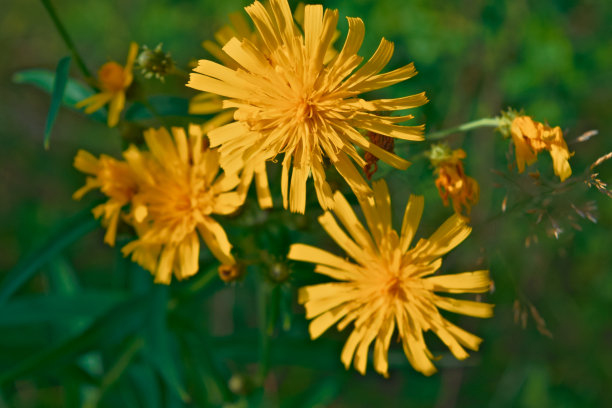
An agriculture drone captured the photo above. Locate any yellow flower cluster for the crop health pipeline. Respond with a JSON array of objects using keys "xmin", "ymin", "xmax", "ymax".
[
  {"xmin": 74, "ymin": 125, "xmax": 240, "ymax": 284},
  {"xmin": 72, "ymin": 0, "xmax": 497, "ymax": 378}
]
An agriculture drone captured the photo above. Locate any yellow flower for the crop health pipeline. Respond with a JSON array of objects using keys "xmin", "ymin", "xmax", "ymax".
[
  {"xmin": 76, "ymin": 42, "xmax": 138, "ymax": 127},
  {"xmin": 73, "ymin": 150, "xmax": 138, "ymax": 246},
  {"xmin": 121, "ymin": 125, "xmax": 242, "ymax": 284},
  {"xmin": 288, "ymin": 180, "xmax": 493, "ymax": 377},
  {"xmin": 428, "ymin": 146, "xmax": 479, "ymax": 216},
  {"xmin": 187, "ymin": 0, "xmax": 427, "ymax": 213},
  {"xmin": 511, "ymin": 116, "xmax": 572, "ymax": 182},
  {"xmin": 191, "ymin": 2, "xmax": 339, "ymax": 211}
]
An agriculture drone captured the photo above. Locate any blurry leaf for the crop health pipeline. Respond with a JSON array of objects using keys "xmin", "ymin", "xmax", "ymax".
[
  {"xmin": 125, "ymin": 96, "xmax": 193, "ymax": 121},
  {"xmin": 48, "ymin": 256, "xmax": 80, "ymax": 295},
  {"xmin": 0, "ymin": 210, "xmax": 99, "ymax": 306},
  {"xmin": 43, "ymin": 56, "xmax": 71, "ymax": 149},
  {"xmin": 12, "ymin": 69, "xmax": 105, "ymax": 122},
  {"xmin": 0, "ymin": 292, "xmax": 127, "ymax": 326},
  {"xmin": 83, "ymin": 336, "xmax": 144, "ymax": 408},
  {"xmin": 296, "ymin": 378, "xmax": 341, "ymax": 408},
  {"xmin": 127, "ymin": 363, "xmax": 162, "ymax": 408},
  {"xmin": 0, "ymin": 293, "xmax": 151, "ymax": 384},
  {"xmin": 143, "ymin": 286, "xmax": 190, "ymax": 403}
]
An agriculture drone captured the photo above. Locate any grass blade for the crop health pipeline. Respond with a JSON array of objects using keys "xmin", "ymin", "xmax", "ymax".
[
  {"xmin": 43, "ymin": 56, "xmax": 71, "ymax": 150},
  {"xmin": 0, "ymin": 209, "xmax": 99, "ymax": 306}
]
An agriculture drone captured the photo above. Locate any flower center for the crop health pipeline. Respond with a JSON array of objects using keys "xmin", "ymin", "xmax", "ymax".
[
  {"xmin": 386, "ymin": 275, "xmax": 407, "ymax": 301},
  {"xmin": 295, "ymin": 96, "xmax": 316, "ymax": 123},
  {"xmin": 98, "ymin": 62, "xmax": 126, "ymax": 93}
]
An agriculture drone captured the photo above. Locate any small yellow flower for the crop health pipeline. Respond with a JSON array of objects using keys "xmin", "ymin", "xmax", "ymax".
[
  {"xmin": 76, "ymin": 42, "xmax": 138, "ymax": 127},
  {"xmin": 511, "ymin": 116, "xmax": 572, "ymax": 182},
  {"xmin": 289, "ymin": 180, "xmax": 493, "ymax": 377},
  {"xmin": 73, "ymin": 150, "xmax": 138, "ymax": 246},
  {"xmin": 427, "ymin": 145, "xmax": 479, "ymax": 216},
  {"xmin": 188, "ymin": 0, "xmax": 427, "ymax": 213},
  {"xmin": 121, "ymin": 125, "xmax": 242, "ymax": 284}
]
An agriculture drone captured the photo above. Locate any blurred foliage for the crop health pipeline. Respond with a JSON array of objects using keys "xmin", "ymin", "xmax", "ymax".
[{"xmin": 1, "ymin": 0, "xmax": 611, "ymax": 407}]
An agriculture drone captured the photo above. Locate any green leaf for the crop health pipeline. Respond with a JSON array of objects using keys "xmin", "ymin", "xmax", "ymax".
[
  {"xmin": 142, "ymin": 286, "xmax": 190, "ymax": 403},
  {"xmin": 0, "ymin": 209, "xmax": 99, "ymax": 306},
  {"xmin": 124, "ymin": 96, "xmax": 197, "ymax": 121},
  {"xmin": 0, "ymin": 293, "xmax": 152, "ymax": 384},
  {"xmin": 0, "ymin": 292, "xmax": 127, "ymax": 326},
  {"xmin": 13, "ymin": 69, "xmax": 105, "ymax": 122},
  {"xmin": 43, "ymin": 56, "xmax": 71, "ymax": 150}
]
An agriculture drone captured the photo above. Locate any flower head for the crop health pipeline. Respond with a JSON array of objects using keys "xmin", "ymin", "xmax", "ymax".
[
  {"xmin": 188, "ymin": 0, "xmax": 427, "ymax": 213},
  {"xmin": 288, "ymin": 180, "xmax": 493, "ymax": 376},
  {"xmin": 121, "ymin": 125, "xmax": 242, "ymax": 284},
  {"xmin": 73, "ymin": 150, "xmax": 138, "ymax": 246},
  {"xmin": 73, "ymin": 124, "xmax": 241, "ymax": 284},
  {"xmin": 136, "ymin": 43, "xmax": 175, "ymax": 81},
  {"xmin": 76, "ymin": 42, "xmax": 138, "ymax": 127},
  {"xmin": 427, "ymin": 144, "xmax": 479, "ymax": 216},
  {"xmin": 510, "ymin": 115, "xmax": 572, "ymax": 182}
]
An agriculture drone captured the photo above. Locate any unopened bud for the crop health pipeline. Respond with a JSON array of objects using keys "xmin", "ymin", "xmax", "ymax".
[
  {"xmin": 218, "ymin": 263, "xmax": 245, "ymax": 283},
  {"xmin": 268, "ymin": 262, "xmax": 290, "ymax": 283},
  {"xmin": 136, "ymin": 44, "xmax": 175, "ymax": 81}
]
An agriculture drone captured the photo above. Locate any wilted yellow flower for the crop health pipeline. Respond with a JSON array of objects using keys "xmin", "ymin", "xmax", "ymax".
[
  {"xmin": 121, "ymin": 125, "xmax": 242, "ymax": 284},
  {"xmin": 427, "ymin": 145, "xmax": 479, "ymax": 216},
  {"xmin": 76, "ymin": 42, "xmax": 138, "ymax": 127},
  {"xmin": 511, "ymin": 116, "xmax": 572, "ymax": 182},
  {"xmin": 188, "ymin": 0, "xmax": 427, "ymax": 213},
  {"xmin": 73, "ymin": 150, "xmax": 138, "ymax": 246},
  {"xmin": 289, "ymin": 180, "xmax": 493, "ymax": 377}
]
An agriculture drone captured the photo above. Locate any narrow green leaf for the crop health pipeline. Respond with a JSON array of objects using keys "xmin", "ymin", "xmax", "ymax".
[
  {"xmin": 0, "ymin": 208, "xmax": 99, "ymax": 306},
  {"xmin": 143, "ymin": 286, "xmax": 190, "ymax": 403},
  {"xmin": 43, "ymin": 56, "xmax": 71, "ymax": 150},
  {"xmin": 0, "ymin": 292, "xmax": 127, "ymax": 326},
  {"xmin": 83, "ymin": 336, "xmax": 144, "ymax": 408},
  {"xmin": 13, "ymin": 69, "xmax": 105, "ymax": 122},
  {"xmin": 0, "ymin": 293, "xmax": 151, "ymax": 384}
]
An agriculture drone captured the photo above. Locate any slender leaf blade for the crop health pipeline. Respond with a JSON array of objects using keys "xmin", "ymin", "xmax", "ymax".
[
  {"xmin": 0, "ymin": 209, "xmax": 99, "ymax": 306},
  {"xmin": 44, "ymin": 56, "xmax": 71, "ymax": 149},
  {"xmin": 13, "ymin": 69, "xmax": 106, "ymax": 122}
]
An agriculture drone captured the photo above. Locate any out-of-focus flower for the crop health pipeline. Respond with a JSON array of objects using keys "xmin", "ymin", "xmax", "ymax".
[
  {"xmin": 136, "ymin": 43, "xmax": 175, "ymax": 81},
  {"xmin": 288, "ymin": 180, "xmax": 493, "ymax": 377},
  {"xmin": 188, "ymin": 0, "xmax": 427, "ymax": 213},
  {"xmin": 76, "ymin": 42, "xmax": 138, "ymax": 127},
  {"xmin": 427, "ymin": 144, "xmax": 479, "ymax": 216},
  {"xmin": 73, "ymin": 151, "xmax": 138, "ymax": 246},
  {"xmin": 121, "ymin": 125, "xmax": 241, "ymax": 284},
  {"xmin": 509, "ymin": 115, "xmax": 572, "ymax": 182}
]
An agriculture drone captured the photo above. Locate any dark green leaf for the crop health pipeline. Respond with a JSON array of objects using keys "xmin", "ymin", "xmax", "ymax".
[
  {"xmin": 43, "ymin": 56, "xmax": 71, "ymax": 149},
  {"xmin": 0, "ymin": 210, "xmax": 99, "ymax": 306},
  {"xmin": 142, "ymin": 286, "xmax": 190, "ymax": 403},
  {"xmin": 0, "ymin": 293, "xmax": 151, "ymax": 384},
  {"xmin": 0, "ymin": 292, "xmax": 127, "ymax": 326},
  {"xmin": 124, "ymin": 96, "xmax": 197, "ymax": 121}
]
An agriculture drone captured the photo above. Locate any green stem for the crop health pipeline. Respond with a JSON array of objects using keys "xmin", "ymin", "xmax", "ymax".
[
  {"xmin": 257, "ymin": 279, "xmax": 271, "ymax": 383},
  {"xmin": 84, "ymin": 336, "xmax": 144, "ymax": 408},
  {"xmin": 40, "ymin": 0, "xmax": 94, "ymax": 82},
  {"xmin": 427, "ymin": 117, "xmax": 501, "ymax": 140}
]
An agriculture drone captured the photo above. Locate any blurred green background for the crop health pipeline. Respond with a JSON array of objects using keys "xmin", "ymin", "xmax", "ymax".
[{"xmin": 1, "ymin": 0, "xmax": 611, "ymax": 407}]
